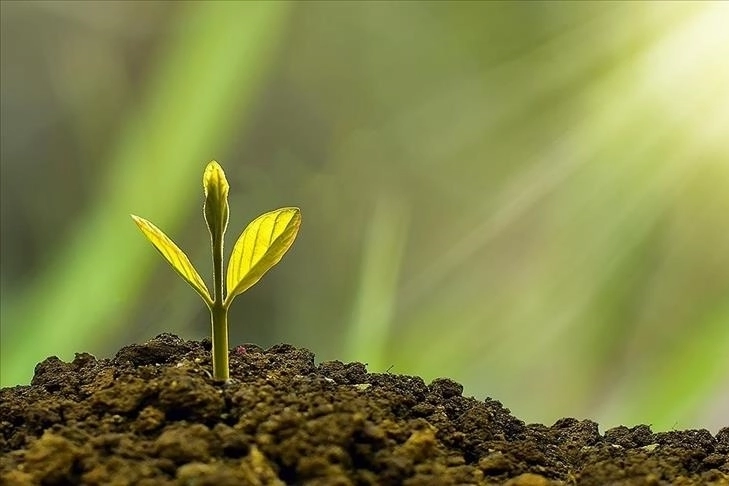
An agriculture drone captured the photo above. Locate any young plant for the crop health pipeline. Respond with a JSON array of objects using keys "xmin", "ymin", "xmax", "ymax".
[{"xmin": 131, "ymin": 161, "xmax": 301, "ymax": 381}]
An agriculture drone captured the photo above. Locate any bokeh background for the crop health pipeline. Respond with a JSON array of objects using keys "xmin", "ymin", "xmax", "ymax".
[{"xmin": 2, "ymin": 1, "xmax": 728, "ymax": 433}]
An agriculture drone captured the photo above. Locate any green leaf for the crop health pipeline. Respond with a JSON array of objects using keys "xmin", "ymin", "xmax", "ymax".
[
  {"xmin": 203, "ymin": 160, "xmax": 230, "ymax": 243},
  {"xmin": 225, "ymin": 207, "xmax": 301, "ymax": 307},
  {"xmin": 131, "ymin": 215, "xmax": 213, "ymax": 307}
]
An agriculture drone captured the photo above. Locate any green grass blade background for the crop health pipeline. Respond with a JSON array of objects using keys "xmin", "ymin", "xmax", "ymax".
[{"xmin": 1, "ymin": 1, "xmax": 727, "ymax": 434}]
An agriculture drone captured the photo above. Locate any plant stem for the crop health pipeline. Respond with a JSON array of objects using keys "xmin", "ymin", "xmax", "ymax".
[
  {"xmin": 211, "ymin": 233, "xmax": 229, "ymax": 381},
  {"xmin": 210, "ymin": 302, "xmax": 229, "ymax": 381}
]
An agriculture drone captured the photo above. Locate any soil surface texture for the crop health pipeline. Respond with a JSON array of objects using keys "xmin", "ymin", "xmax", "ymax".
[{"xmin": 1, "ymin": 333, "xmax": 727, "ymax": 485}]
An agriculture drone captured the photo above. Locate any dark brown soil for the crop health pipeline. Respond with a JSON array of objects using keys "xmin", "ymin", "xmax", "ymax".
[{"xmin": 1, "ymin": 334, "xmax": 727, "ymax": 485}]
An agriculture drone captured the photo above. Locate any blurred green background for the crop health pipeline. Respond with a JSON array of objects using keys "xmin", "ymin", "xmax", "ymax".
[{"xmin": 1, "ymin": 1, "xmax": 728, "ymax": 433}]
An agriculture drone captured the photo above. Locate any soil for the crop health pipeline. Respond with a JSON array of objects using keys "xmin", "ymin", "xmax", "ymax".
[{"xmin": 1, "ymin": 333, "xmax": 727, "ymax": 486}]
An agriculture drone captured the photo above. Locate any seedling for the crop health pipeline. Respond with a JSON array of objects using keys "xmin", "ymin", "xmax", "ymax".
[{"xmin": 131, "ymin": 161, "xmax": 301, "ymax": 381}]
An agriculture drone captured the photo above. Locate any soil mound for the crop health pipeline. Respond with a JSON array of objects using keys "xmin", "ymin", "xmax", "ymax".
[{"xmin": 1, "ymin": 333, "xmax": 727, "ymax": 485}]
